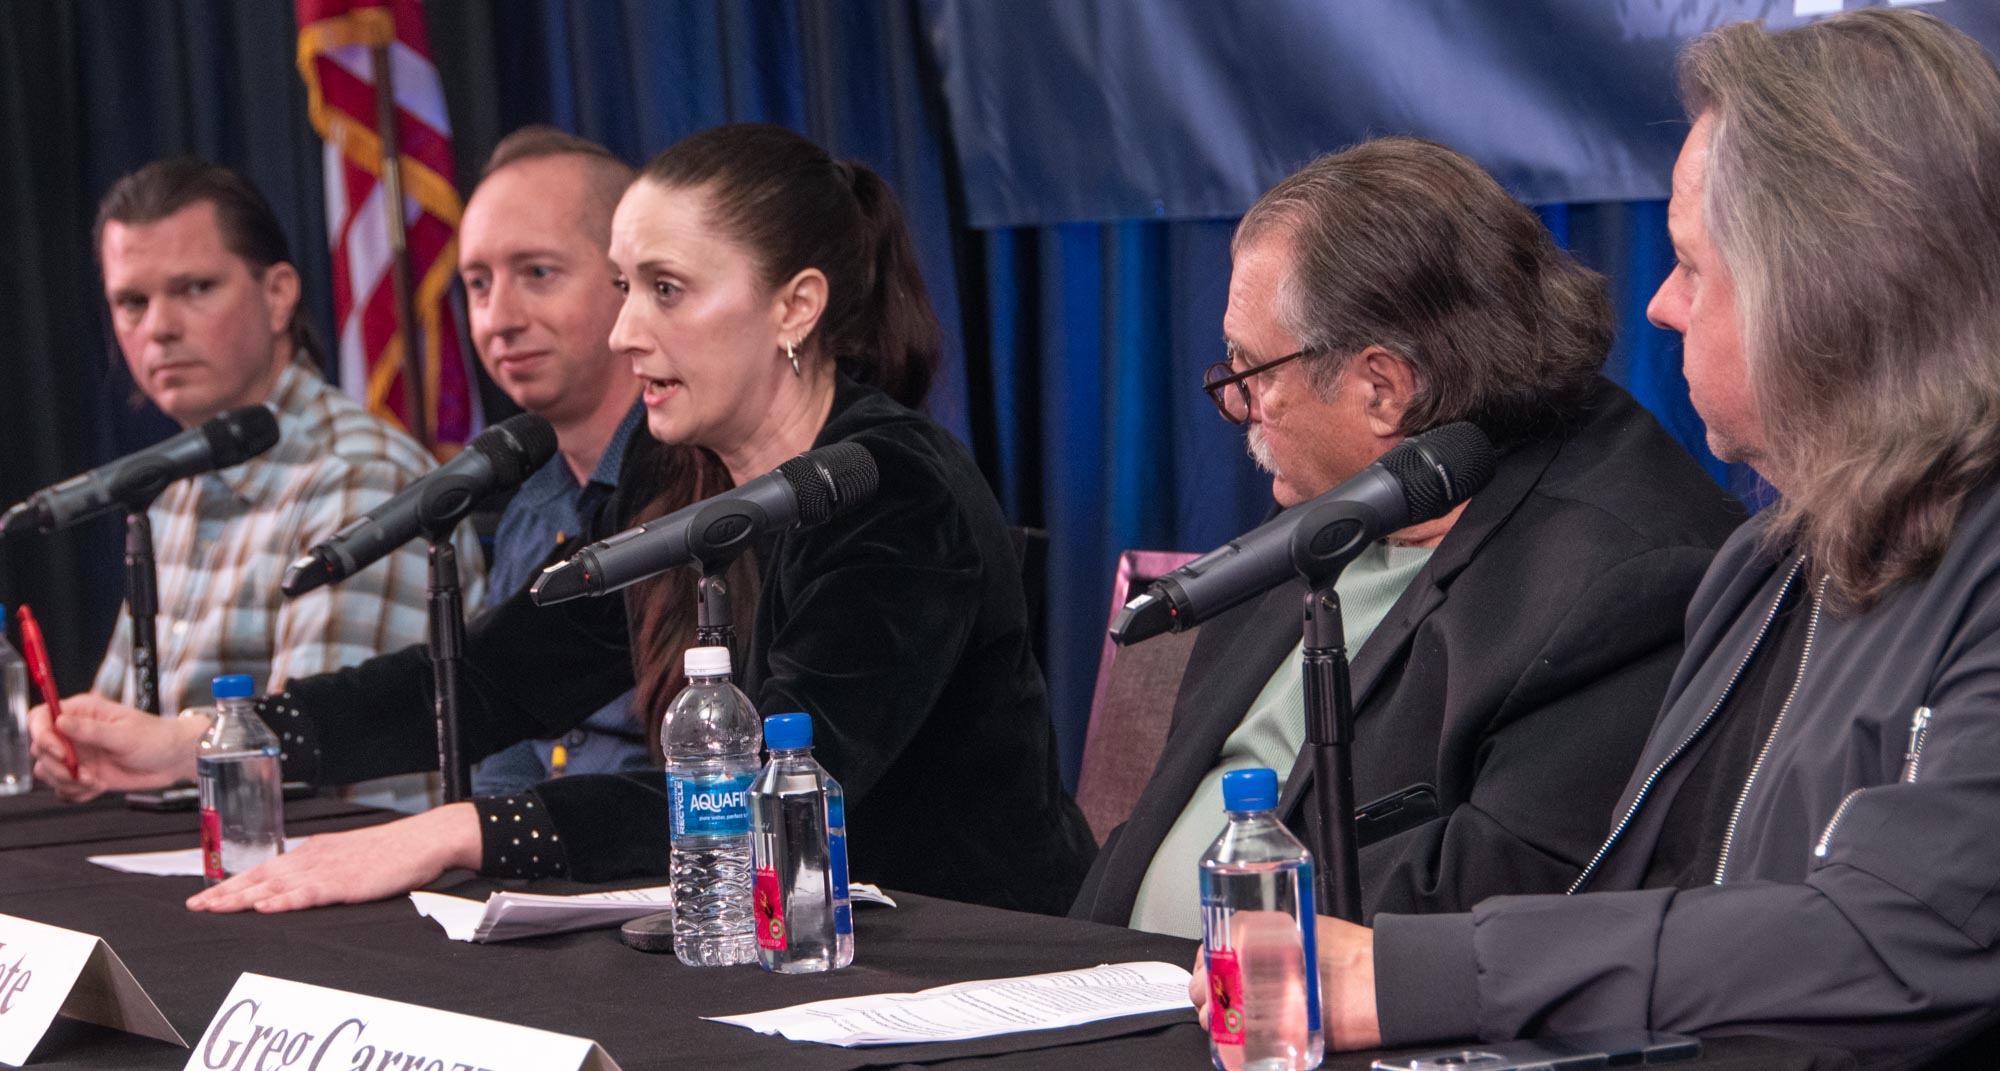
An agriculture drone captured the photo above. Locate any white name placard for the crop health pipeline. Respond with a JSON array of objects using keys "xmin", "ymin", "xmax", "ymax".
[
  {"xmin": 0, "ymin": 912, "xmax": 184, "ymax": 1066},
  {"xmin": 185, "ymin": 974, "xmax": 622, "ymax": 1071}
]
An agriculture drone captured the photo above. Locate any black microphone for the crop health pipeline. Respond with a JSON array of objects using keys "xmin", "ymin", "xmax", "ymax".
[
  {"xmin": 1110, "ymin": 422, "xmax": 1496, "ymax": 645},
  {"xmin": 530, "ymin": 442, "xmax": 879, "ymax": 605},
  {"xmin": 1, "ymin": 406, "xmax": 281, "ymax": 537},
  {"xmin": 280, "ymin": 414, "xmax": 557, "ymax": 598}
]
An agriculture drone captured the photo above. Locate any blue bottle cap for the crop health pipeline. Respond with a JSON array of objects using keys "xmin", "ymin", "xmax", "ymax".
[
  {"xmin": 1221, "ymin": 768, "xmax": 1279, "ymax": 812},
  {"xmin": 211, "ymin": 675, "xmax": 255, "ymax": 700},
  {"xmin": 764, "ymin": 713, "xmax": 812, "ymax": 750}
]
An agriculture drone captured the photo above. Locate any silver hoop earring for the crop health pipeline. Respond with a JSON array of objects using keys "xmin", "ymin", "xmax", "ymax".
[{"xmin": 786, "ymin": 340, "xmax": 802, "ymax": 378}]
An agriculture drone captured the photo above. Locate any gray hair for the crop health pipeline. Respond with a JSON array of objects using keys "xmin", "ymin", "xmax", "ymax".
[
  {"xmin": 1683, "ymin": 9, "xmax": 2000, "ymax": 609},
  {"xmin": 1235, "ymin": 137, "xmax": 1612, "ymax": 445}
]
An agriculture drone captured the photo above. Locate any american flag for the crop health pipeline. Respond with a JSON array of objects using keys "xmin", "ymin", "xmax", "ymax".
[{"xmin": 294, "ymin": 0, "xmax": 476, "ymax": 448}]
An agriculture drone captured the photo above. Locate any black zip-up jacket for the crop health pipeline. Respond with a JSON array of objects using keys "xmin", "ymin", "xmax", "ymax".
[{"xmin": 1376, "ymin": 480, "xmax": 2000, "ymax": 1069}]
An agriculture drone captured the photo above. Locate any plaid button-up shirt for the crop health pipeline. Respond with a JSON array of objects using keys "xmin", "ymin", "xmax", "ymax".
[{"xmin": 93, "ymin": 363, "xmax": 485, "ymax": 713}]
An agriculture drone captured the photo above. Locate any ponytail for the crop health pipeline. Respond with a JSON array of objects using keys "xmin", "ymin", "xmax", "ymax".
[{"xmin": 637, "ymin": 124, "xmax": 942, "ymax": 410}]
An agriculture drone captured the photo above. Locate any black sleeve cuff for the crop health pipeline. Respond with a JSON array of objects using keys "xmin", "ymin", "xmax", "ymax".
[
  {"xmin": 255, "ymin": 692, "xmax": 322, "ymax": 786},
  {"xmin": 530, "ymin": 771, "xmax": 673, "ymax": 883},
  {"xmin": 1374, "ymin": 911, "xmax": 1482, "ymax": 1048},
  {"xmin": 474, "ymin": 792, "xmax": 569, "ymax": 879}
]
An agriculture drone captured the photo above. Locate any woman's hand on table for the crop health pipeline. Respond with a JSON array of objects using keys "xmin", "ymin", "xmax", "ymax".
[{"xmin": 187, "ymin": 802, "xmax": 482, "ymax": 913}]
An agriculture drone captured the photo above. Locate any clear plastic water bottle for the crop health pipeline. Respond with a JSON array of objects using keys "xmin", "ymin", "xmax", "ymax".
[
  {"xmin": 0, "ymin": 605, "xmax": 30, "ymax": 796},
  {"xmin": 1200, "ymin": 767, "xmax": 1323, "ymax": 1071},
  {"xmin": 196, "ymin": 675, "xmax": 285, "ymax": 884},
  {"xmin": 750, "ymin": 713, "xmax": 853, "ymax": 973},
  {"xmin": 663, "ymin": 646, "xmax": 760, "ymax": 966}
]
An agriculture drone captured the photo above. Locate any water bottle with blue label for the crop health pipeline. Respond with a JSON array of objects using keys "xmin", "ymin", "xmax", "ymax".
[
  {"xmin": 750, "ymin": 713, "xmax": 853, "ymax": 973},
  {"xmin": 1200, "ymin": 767, "xmax": 1323, "ymax": 1071},
  {"xmin": 663, "ymin": 646, "xmax": 760, "ymax": 966}
]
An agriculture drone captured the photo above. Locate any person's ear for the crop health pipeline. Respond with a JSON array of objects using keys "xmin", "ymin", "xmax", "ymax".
[{"xmin": 1352, "ymin": 346, "xmax": 1416, "ymax": 437}]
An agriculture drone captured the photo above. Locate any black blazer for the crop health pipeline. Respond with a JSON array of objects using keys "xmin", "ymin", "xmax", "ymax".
[{"xmin": 1071, "ymin": 381, "xmax": 1746, "ymax": 926}]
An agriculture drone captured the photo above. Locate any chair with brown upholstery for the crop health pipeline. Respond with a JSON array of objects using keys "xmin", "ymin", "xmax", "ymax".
[{"xmin": 1075, "ymin": 549, "xmax": 1200, "ymax": 844}]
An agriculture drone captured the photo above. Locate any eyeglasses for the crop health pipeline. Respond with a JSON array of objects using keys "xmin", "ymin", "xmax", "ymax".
[{"xmin": 1201, "ymin": 348, "xmax": 1311, "ymax": 424}]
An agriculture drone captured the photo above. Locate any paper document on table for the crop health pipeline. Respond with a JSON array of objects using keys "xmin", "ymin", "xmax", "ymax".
[
  {"xmin": 411, "ymin": 882, "xmax": 897, "ymax": 943},
  {"xmin": 410, "ymin": 886, "xmax": 672, "ymax": 943},
  {"xmin": 706, "ymin": 961, "xmax": 1194, "ymax": 1046},
  {"xmin": 87, "ymin": 838, "xmax": 312, "ymax": 876}
]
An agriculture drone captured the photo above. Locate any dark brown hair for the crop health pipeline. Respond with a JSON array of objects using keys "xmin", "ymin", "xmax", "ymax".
[
  {"xmin": 1236, "ymin": 137, "xmax": 1612, "ymax": 444},
  {"xmin": 625, "ymin": 446, "xmax": 761, "ymax": 742},
  {"xmin": 1681, "ymin": 10, "xmax": 2000, "ymax": 609},
  {"xmin": 635, "ymin": 123, "xmax": 939, "ymax": 407},
  {"xmin": 95, "ymin": 157, "xmax": 323, "ymax": 370},
  {"xmin": 624, "ymin": 124, "xmax": 943, "ymax": 736}
]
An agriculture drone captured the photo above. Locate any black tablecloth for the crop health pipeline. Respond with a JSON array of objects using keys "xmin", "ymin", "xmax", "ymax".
[
  {"xmin": 0, "ymin": 790, "xmax": 378, "ymax": 850},
  {"xmin": 0, "ymin": 792, "xmax": 1859, "ymax": 1071}
]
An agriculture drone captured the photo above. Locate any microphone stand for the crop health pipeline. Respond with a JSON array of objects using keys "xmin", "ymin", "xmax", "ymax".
[
  {"xmin": 695, "ymin": 563, "xmax": 735, "ymax": 654},
  {"xmin": 1300, "ymin": 583, "xmax": 1363, "ymax": 923},
  {"xmin": 620, "ymin": 556, "xmax": 740, "ymax": 954},
  {"xmin": 125, "ymin": 509, "xmax": 162, "ymax": 716},
  {"xmin": 426, "ymin": 535, "xmax": 470, "ymax": 803}
]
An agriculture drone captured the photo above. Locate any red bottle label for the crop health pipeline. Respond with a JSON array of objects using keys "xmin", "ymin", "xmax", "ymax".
[
  {"xmin": 754, "ymin": 865, "xmax": 786, "ymax": 950},
  {"xmin": 199, "ymin": 807, "xmax": 224, "ymax": 881},
  {"xmin": 1207, "ymin": 947, "xmax": 1245, "ymax": 1044}
]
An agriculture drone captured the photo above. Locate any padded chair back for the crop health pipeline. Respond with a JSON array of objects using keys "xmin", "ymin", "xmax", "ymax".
[{"xmin": 1075, "ymin": 549, "xmax": 1200, "ymax": 844}]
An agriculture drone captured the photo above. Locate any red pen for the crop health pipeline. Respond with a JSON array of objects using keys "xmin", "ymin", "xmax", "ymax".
[{"xmin": 16, "ymin": 606, "xmax": 79, "ymax": 780}]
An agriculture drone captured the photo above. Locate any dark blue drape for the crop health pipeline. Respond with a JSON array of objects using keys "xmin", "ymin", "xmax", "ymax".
[{"xmin": 3, "ymin": 0, "xmax": 1751, "ymax": 795}]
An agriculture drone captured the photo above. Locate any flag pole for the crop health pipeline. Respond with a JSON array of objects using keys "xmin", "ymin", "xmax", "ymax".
[{"xmin": 369, "ymin": 40, "xmax": 431, "ymax": 449}]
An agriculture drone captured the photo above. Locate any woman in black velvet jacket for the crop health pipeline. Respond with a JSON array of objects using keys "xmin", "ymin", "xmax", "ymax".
[{"xmin": 45, "ymin": 124, "xmax": 1094, "ymax": 917}]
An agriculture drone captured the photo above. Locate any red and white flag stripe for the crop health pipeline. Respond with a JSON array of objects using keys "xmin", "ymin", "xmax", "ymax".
[{"xmin": 296, "ymin": 0, "xmax": 476, "ymax": 447}]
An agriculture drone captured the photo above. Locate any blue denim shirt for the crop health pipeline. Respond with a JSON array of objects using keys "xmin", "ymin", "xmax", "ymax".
[{"xmin": 471, "ymin": 404, "xmax": 651, "ymax": 794}]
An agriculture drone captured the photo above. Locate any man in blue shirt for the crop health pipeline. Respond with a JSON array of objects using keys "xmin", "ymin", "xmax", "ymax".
[{"xmin": 454, "ymin": 127, "xmax": 648, "ymax": 792}]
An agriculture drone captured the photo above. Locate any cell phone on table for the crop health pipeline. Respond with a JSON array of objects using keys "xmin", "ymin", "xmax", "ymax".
[
  {"xmin": 124, "ymin": 786, "xmax": 201, "ymax": 812},
  {"xmin": 124, "ymin": 781, "xmax": 315, "ymax": 812},
  {"xmin": 1371, "ymin": 1030, "xmax": 1700, "ymax": 1071}
]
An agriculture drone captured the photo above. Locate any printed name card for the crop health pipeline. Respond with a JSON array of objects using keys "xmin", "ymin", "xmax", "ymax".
[
  {"xmin": 185, "ymin": 974, "xmax": 623, "ymax": 1071},
  {"xmin": 0, "ymin": 912, "xmax": 184, "ymax": 1065}
]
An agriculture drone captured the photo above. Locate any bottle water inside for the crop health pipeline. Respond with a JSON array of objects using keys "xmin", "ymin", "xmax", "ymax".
[
  {"xmin": 750, "ymin": 713, "xmax": 854, "ymax": 973},
  {"xmin": 1200, "ymin": 767, "xmax": 1323, "ymax": 1071},
  {"xmin": 663, "ymin": 646, "xmax": 761, "ymax": 966},
  {"xmin": 0, "ymin": 605, "xmax": 30, "ymax": 796},
  {"xmin": 197, "ymin": 675, "xmax": 285, "ymax": 884}
]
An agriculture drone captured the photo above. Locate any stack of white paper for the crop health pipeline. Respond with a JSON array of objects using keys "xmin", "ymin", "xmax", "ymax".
[
  {"xmin": 410, "ymin": 884, "xmax": 898, "ymax": 943},
  {"xmin": 706, "ymin": 961, "xmax": 1194, "ymax": 1047},
  {"xmin": 410, "ymin": 886, "xmax": 673, "ymax": 943}
]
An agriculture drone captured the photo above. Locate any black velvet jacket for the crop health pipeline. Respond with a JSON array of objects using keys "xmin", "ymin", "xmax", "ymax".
[
  {"xmin": 274, "ymin": 376, "xmax": 1095, "ymax": 914},
  {"xmin": 1070, "ymin": 381, "xmax": 1747, "ymax": 926}
]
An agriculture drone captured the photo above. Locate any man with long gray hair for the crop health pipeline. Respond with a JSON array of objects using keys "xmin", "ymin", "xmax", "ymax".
[{"xmin": 1195, "ymin": 10, "xmax": 2000, "ymax": 1065}]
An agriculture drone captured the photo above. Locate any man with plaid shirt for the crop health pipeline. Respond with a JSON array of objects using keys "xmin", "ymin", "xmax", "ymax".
[{"xmin": 83, "ymin": 159, "xmax": 481, "ymax": 748}]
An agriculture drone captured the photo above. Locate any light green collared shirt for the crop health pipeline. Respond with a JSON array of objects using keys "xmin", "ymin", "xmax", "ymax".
[{"xmin": 1127, "ymin": 539, "xmax": 1434, "ymax": 938}]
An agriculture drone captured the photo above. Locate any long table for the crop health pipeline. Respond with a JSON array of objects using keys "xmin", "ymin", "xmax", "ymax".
[{"xmin": 0, "ymin": 791, "xmax": 1858, "ymax": 1070}]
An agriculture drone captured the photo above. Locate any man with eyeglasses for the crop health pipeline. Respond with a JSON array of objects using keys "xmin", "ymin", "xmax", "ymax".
[{"xmin": 1071, "ymin": 137, "xmax": 1745, "ymax": 939}]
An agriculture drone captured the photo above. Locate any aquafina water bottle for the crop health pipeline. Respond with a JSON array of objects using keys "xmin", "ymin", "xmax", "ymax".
[
  {"xmin": 663, "ymin": 646, "xmax": 760, "ymax": 966},
  {"xmin": 1199, "ymin": 767, "xmax": 1323, "ymax": 1071},
  {"xmin": 197, "ymin": 675, "xmax": 285, "ymax": 884},
  {"xmin": 750, "ymin": 713, "xmax": 853, "ymax": 973}
]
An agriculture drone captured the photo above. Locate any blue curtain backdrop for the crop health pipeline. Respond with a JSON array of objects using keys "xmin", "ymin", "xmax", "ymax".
[{"xmin": 3, "ymin": 0, "xmax": 1759, "ymax": 792}]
